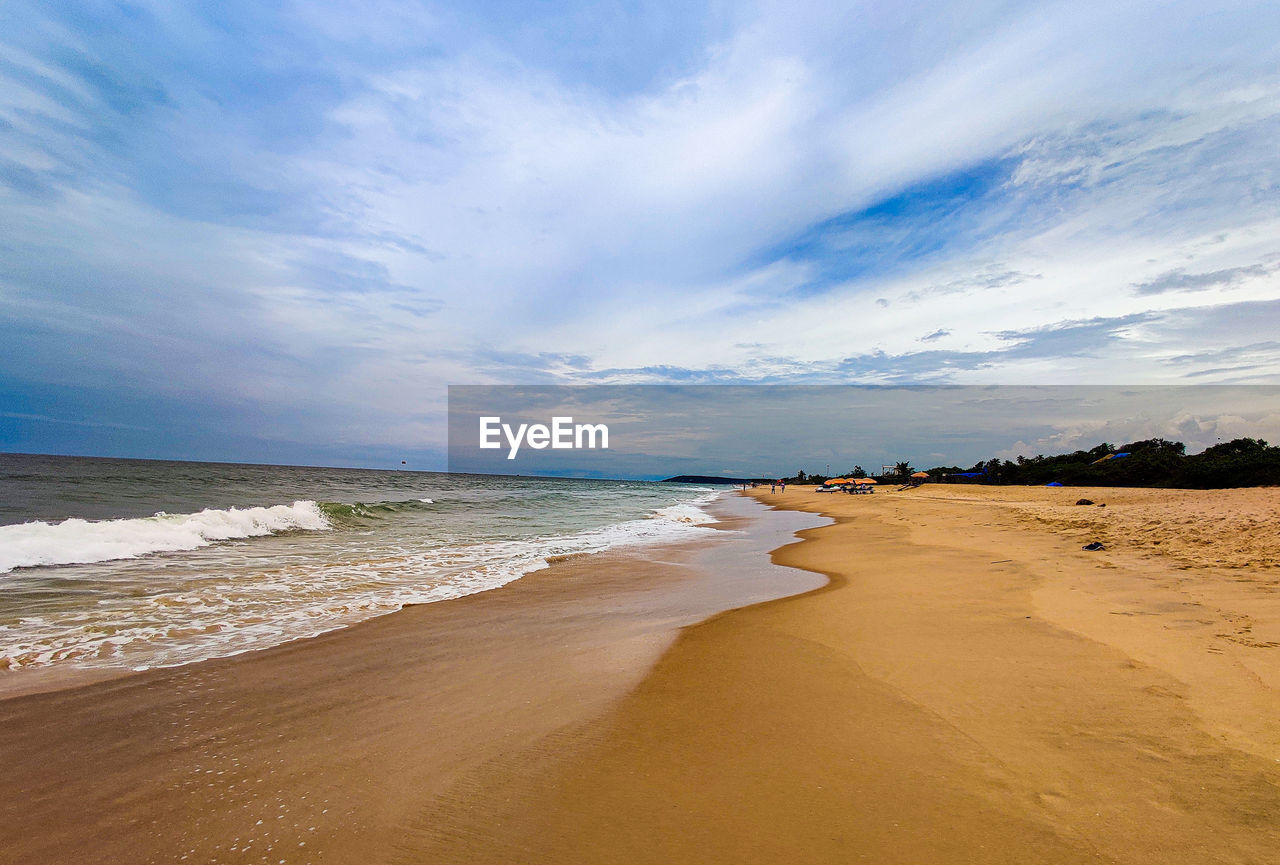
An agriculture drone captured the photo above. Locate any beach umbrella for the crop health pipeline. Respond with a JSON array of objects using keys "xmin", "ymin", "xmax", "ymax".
[
  {"xmin": 911, "ymin": 471, "xmax": 928, "ymax": 478},
  {"xmin": 825, "ymin": 478, "xmax": 848, "ymax": 485},
  {"xmin": 853, "ymin": 478, "xmax": 877, "ymax": 485}
]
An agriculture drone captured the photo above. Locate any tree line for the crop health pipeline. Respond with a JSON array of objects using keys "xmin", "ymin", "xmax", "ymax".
[{"xmin": 782, "ymin": 438, "xmax": 1280, "ymax": 488}]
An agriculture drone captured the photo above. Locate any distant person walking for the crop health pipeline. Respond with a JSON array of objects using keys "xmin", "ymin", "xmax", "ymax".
[
  {"xmin": 780, "ymin": 480, "xmax": 786, "ymax": 492},
  {"xmin": 770, "ymin": 483, "xmax": 776, "ymax": 493}
]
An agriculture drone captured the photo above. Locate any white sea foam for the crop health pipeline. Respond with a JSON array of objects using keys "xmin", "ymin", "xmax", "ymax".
[
  {"xmin": 0, "ymin": 491, "xmax": 723, "ymax": 672},
  {"xmin": 0, "ymin": 501, "xmax": 331, "ymax": 573},
  {"xmin": 652, "ymin": 503, "xmax": 717, "ymax": 524}
]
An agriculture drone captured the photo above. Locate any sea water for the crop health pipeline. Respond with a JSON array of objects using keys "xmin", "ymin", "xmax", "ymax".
[{"xmin": 0, "ymin": 454, "xmax": 721, "ymax": 673}]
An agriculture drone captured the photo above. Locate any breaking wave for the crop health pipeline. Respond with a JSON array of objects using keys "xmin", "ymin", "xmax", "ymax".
[
  {"xmin": 316, "ymin": 497, "xmax": 436, "ymax": 525},
  {"xmin": 0, "ymin": 502, "xmax": 332, "ymax": 574},
  {"xmin": 0, "ymin": 490, "xmax": 724, "ymax": 671}
]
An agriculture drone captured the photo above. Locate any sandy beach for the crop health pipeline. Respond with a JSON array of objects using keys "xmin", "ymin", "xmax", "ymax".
[
  {"xmin": 4, "ymin": 484, "xmax": 1280, "ymax": 863},
  {"xmin": 0, "ymin": 495, "xmax": 823, "ymax": 864},
  {"xmin": 403, "ymin": 483, "xmax": 1280, "ymax": 864},
  {"xmin": 8, "ymin": 4, "xmax": 1278, "ymax": 863}
]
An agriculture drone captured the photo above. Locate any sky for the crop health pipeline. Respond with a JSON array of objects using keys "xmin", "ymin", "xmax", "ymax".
[
  {"xmin": 447, "ymin": 386, "xmax": 1280, "ymax": 479},
  {"xmin": 2, "ymin": 1, "xmax": 1280, "ymax": 470}
]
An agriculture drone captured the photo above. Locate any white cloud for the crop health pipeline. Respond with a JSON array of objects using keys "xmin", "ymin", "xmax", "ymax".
[{"xmin": 4, "ymin": 1, "xmax": 1280, "ymax": 460}]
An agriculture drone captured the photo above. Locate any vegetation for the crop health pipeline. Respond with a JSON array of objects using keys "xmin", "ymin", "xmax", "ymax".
[
  {"xmin": 780, "ymin": 438, "xmax": 1280, "ymax": 488},
  {"xmin": 989, "ymin": 437, "xmax": 1280, "ymax": 488},
  {"xmin": 786, "ymin": 464, "xmax": 868, "ymax": 485}
]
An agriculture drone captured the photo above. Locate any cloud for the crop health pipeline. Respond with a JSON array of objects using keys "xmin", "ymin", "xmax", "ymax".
[
  {"xmin": 1165, "ymin": 341, "xmax": 1280, "ymax": 366},
  {"xmin": 3, "ymin": 1, "xmax": 1280, "ymax": 465},
  {"xmin": 447, "ymin": 384, "xmax": 1280, "ymax": 477},
  {"xmin": 1132, "ymin": 262, "xmax": 1277, "ymax": 295},
  {"xmin": 543, "ymin": 299, "xmax": 1280, "ymax": 387},
  {"xmin": 903, "ymin": 268, "xmax": 1041, "ymax": 304}
]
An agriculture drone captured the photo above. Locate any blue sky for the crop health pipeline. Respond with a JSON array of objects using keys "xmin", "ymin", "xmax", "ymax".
[{"xmin": 2, "ymin": 1, "xmax": 1280, "ymax": 468}]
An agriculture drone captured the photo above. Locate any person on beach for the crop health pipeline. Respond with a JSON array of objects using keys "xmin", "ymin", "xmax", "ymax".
[{"xmin": 771, "ymin": 482, "xmax": 776, "ymax": 493}]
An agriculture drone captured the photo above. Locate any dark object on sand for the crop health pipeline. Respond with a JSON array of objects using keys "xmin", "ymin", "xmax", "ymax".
[
  {"xmin": 1082, "ymin": 541, "xmax": 1105, "ymax": 551},
  {"xmin": 1075, "ymin": 498, "xmax": 1094, "ymax": 505},
  {"xmin": 1098, "ymin": 503, "xmax": 1106, "ymax": 507}
]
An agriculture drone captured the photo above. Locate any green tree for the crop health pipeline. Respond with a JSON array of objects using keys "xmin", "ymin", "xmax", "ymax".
[
  {"xmin": 1119, "ymin": 438, "xmax": 1185, "ymax": 455},
  {"xmin": 1201, "ymin": 437, "xmax": 1269, "ymax": 458}
]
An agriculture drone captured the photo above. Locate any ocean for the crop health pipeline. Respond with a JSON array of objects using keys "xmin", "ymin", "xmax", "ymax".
[{"xmin": 0, "ymin": 454, "xmax": 721, "ymax": 674}]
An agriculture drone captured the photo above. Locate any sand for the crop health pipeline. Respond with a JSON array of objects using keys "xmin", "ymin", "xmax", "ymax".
[
  {"xmin": 0, "ymin": 495, "xmax": 822, "ymax": 864},
  {"xmin": 404, "ymin": 484, "xmax": 1280, "ymax": 864},
  {"xmin": 4, "ymin": 484, "xmax": 1280, "ymax": 863}
]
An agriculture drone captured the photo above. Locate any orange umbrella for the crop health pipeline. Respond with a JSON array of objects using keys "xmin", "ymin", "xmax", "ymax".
[
  {"xmin": 824, "ymin": 478, "xmax": 849, "ymax": 485},
  {"xmin": 911, "ymin": 471, "xmax": 929, "ymax": 478},
  {"xmin": 853, "ymin": 478, "xmax": 877, "ymax": 485}
]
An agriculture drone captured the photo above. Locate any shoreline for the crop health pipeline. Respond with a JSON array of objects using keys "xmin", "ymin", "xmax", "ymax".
[
  {"xmin": 0, "ymin": 493, "xmax": 826, "ymax": 864},
  {"xmin": 5, "ymin": 484, "xmax": 1279, "ymax": 863},
  {"xmin": 0, "ymin": 490, "xmax": 749, "ymax": 701},
  {"xmin": 400, "ymin": 484, "xmax": 1280, "ymax": 864}
]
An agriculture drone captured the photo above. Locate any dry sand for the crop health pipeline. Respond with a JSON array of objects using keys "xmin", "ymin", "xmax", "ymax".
[
  {"xmin": 4, "ymin": 485, "xmax": 1280, "ymax": 863},
  {"xmin": 406, "ymin": 484, "xmax": 1280, "ymax": 864}
]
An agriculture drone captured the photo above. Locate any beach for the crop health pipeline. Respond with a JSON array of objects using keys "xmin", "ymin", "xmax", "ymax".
[
  {"xmin": 7, "ymin": 5, "xmax": 1279, "ymax": 863},
  {"xmin": 0, "ymin": 493, "xmax": 824, "ymax": 864},
  {"xmin": 4, "ymin": 483, "xmax": 1280, "ymax": 862}
]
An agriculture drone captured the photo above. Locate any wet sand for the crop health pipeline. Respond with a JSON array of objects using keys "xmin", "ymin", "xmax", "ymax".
[
  {"xmin": 0, "ymin": 494, "xmax": 823, "ymax": 864},
  {"xmin": 6, "ymin": 485, "xmax": 1280, "ymax": 863},
  {"xmin": 405, "ymin": 484, "xmax": 1280, "ymax": 864}
]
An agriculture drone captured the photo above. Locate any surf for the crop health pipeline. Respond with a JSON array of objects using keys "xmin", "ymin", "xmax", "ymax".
[{"xmin": 0, "ymin": 501, "xmax": 332, "ymax": 573}]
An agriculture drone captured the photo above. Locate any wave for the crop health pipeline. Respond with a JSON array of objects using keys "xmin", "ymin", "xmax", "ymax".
[
  {"xmin": 521, "ymin": 497, "xmax": 721, "ymax": 564},
  {"xmin": 0, "ymin": 491, "xmax": 723, "ymax": 671},
  {"xmin": 652, "ymin": 503, "xmax": 717, "ymax": 524},
  {"xmin": 0, "ymin": 501, "xmax": 331, "ymax": 574},
  {"xmin": 316, "ymin": 497, "xmax": 435, "ymax": 524},
  {"xmin": 0, "ymin": 497, "xmax": 446, "ymax": 574}
]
